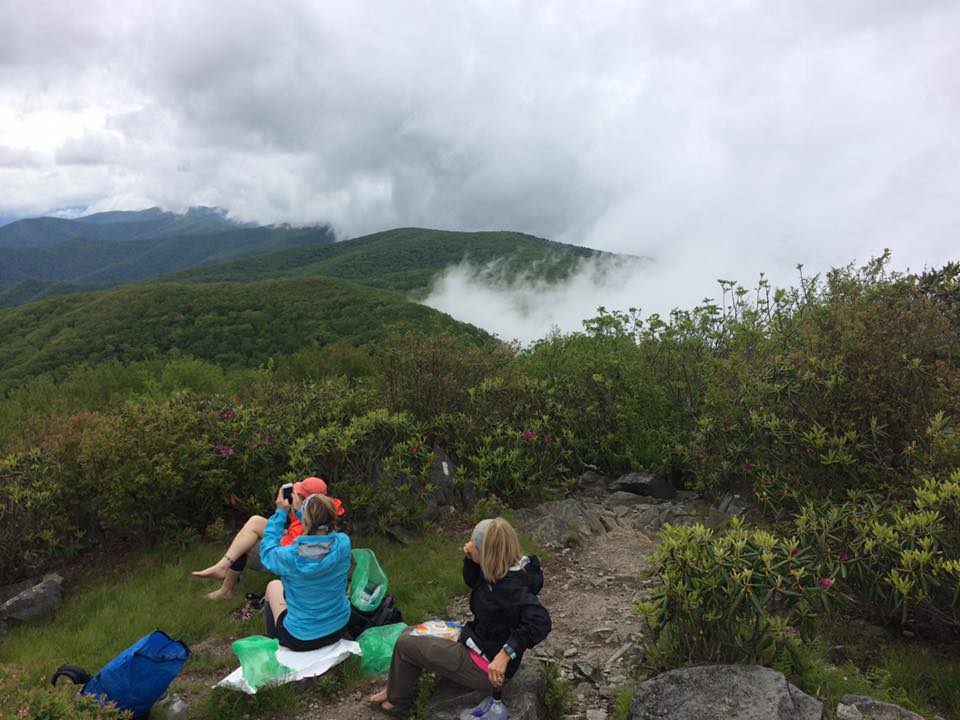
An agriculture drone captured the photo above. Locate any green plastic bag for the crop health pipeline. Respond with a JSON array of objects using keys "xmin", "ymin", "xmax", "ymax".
[
  {"xmin": 351, "ymin": 548, "xmax": 389, "ymax": 612},
  {"xmin": 357, "ymin": 623, "xmax": 407, "ymax": 675},
  {"xmin": 231, "ymin": 636, "xmax": 294, "ymax": 689}
]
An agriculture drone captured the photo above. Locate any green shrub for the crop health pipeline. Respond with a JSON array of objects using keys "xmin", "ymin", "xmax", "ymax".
[
  {"xmin": 638, "ymin": 519, "xmax": 836, "ymax": 668},
  {"xmin": 0, "ymin": 665, "xmax": 130, "ymax": 719},
  {"xmin": 793, "ymin": 472, "xmax": 960, "ymax": 630}
]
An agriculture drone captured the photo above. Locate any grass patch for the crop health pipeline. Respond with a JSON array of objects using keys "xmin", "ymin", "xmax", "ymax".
[
  {"xmin": 780, "ymin": 622, "xmax": 960, "ymax": 720},
  {"xmin": 0, "ymin": 527, "xmax": 481, "ymax": 717},
  {"xmin": 544, "ymin": 660, "xmax": 575, "ymax": 720},
  {"xmin": 0, "ymin": 541, "xmax": 269, "ymax": 681},
  {"xmin": 613, "ymin": 685, "xmax": 634, "ymax": 720}
]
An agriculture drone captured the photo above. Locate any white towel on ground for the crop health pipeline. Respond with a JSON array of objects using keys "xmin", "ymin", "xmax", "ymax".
[{"xmin": 215, "ymin": 639, "xmax": 362, "ymax": 694}]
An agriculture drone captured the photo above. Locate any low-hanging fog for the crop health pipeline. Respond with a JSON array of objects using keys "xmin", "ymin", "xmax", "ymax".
[{"xmin": 2, "ymin": 1, "xmax": 958, "ymax": 338}]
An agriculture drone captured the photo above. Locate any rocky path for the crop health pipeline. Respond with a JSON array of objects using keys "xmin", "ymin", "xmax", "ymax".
[
  {"xmin": 294, "ymin": 475, "xmax": 721, "ymax": 720},
  {"xmin": 295, "ymin": 526, "xmax": 659, "ymax": 720},
  {"xmin": 532, "ymin": 526, "xmax": 657, "ymax": 719}
]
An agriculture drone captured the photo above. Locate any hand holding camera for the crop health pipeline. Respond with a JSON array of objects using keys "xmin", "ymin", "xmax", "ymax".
[{"xmin": 276, "ymin": 483, "xmax": 294, "ymax": 510}]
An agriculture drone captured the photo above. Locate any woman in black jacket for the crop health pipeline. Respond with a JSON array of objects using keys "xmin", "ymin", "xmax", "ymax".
[{"xmin": 368, "ymin": 517, "xmax": 551, "ymax": 716}]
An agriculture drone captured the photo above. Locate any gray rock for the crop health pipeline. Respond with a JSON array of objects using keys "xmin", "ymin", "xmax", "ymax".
[
  {"xmin": 632, "ymin": 507, "xmax": 663, "ymax": 533},
  {"xmin": 605, "ymin": 491, "xmax": 655, "ymax": 508},
  {"xmin": 704, "ymin": 506, "xmax": 731, "ymax": 529},
  {"xmin": 586, "ymin": 708, "xmax": 608, "ymax": 720},
  {"xmin": 0, "ymin": 579, "xmax": 36, "ymax": 605},
  {"xmin": 425, "ymin": 448, "xmax": 457, "ymax": 519},
  {"xmin": 717, "ymin": 494, "xmax": 754, "ymax": 518},
  {"xmin": 574, "ymin": 660, "xmax": 604, "ymax": 685},
  {"xmin": 0, "ymin": 574, "xmax": 64, "ymax": 625},
  {"xmin": 839, "ymin": 695, "xmax": 925, "ymax": 720},
  {"xmin": 597, "ymin": 513, "xmax": 619, "ymax": 532},
  {"xmin": 631, "ymin": 665, "xmax": 822, "ymax": 720},
  {"xmin": 576, "ymin": 471, "xmax": 611, "ymax": 496},
  {"xmin": 610, "ymin": 472, "xmax": 675, "ymax": 499},
  {"xmin": 660, "ymin": 506, "xmax": 697, "ymax": 527},
  {"xmin": 428, "ymin": 658, "xmax": 547, "ymax": 720},
  {"xmin": 520, "ymin": 500, "xmax": 607, "ymax": 547},
  {"xmin": 837, "ymin": 704, "xmax": 864, "ymax": 720}
]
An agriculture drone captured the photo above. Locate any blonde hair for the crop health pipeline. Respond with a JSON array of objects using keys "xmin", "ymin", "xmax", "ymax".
[
  {"xmin": 302, "ymin": 494, "xmax": 337, "ymax": 535},
  {"xmin": 477, "ymin": 517, "xmax": 522, "ymax": 583}
]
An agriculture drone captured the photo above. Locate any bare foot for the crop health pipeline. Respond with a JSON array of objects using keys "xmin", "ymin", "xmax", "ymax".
[
  {"xmin": 206, "ymin": 586, "xmax": 234, "ymax": 600},
  {"xmin": 191, "ymin": 559, "xmax": 229, "ymax": 580},
  {"xmin": 380, "ymin": 701, "xmax": 397, "ymax": 711},
  {"xmin": 368, "ymin": 689, "xmax": 388, "ymax": 704}
]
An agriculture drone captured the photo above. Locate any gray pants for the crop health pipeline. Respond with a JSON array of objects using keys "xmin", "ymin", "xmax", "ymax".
[{"xmin": 387, "ymin": 628, "xmax": 493, "ymax": 708}]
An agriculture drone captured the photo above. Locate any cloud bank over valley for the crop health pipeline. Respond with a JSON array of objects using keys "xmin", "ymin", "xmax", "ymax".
[{"xmin": 2, "ymin": 1, "xmax": 958, "ymax": 332}]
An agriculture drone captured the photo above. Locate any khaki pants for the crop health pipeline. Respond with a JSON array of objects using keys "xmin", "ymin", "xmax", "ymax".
[{"xmin": 387, "ymin": 628, "xmax": 493, "ymax": 708}]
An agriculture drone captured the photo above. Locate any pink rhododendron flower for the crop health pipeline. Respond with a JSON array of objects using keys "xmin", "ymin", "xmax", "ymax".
[
  {"xmin": 223, "ymin": 409, "xmax": 234, "ymax": 419},
  {"xmin": 819, "ymin": 578, "xmax": 833, "ymax": 588},
  {"xmin": 838, "ymin": 551, "xmax": 848, "ymax": 563},
  {"xmin": 742, "ymin": 462, "xmax": 751, "ymax": 471},
  {"xmin": 522, "ymin": 429, "xmax": 537, "ymax": 440},
  {"xmin": 215, "ymin": 444, "xmax": 235, "ymax": 456}
]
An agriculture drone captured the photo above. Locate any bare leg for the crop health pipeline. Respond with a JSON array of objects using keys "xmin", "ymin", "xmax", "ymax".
[
  {"xmin": 192, "ymin": 515, "xmax": 268, "ymax": 580},
  {"xmin": 206, "ymin": 569, "xmax": 241, "ymax": 600},
  {"xmin": 264, "ymin": 579, "xmax": 286, "ymax": 625}
]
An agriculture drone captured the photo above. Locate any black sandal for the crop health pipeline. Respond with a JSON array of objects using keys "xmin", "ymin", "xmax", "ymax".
[{"xmin": 245, "ymin": 592, "xmax": 265, "ymax": 610}]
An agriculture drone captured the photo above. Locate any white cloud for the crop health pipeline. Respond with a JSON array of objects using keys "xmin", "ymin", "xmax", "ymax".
[{"xmin": 0, "ymin": 0, "xmax": 957, "ymax": 329}]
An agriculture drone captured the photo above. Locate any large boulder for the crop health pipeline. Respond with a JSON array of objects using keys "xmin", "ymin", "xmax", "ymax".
[
  {"xmin": 631, "ymin": 665, "xmax": 822, "ymax": 720},
  {"xmin": 575, "ymin": 471, "xmax": 611, "ymax": 497},
  {"xmin": 519, "ymin": 500, "xmax": 607, "ymax": 547},
  {"xmin": 428, "ymin": 658, "xmax": 547, "ymax": 720},
  {"xmin": 836, "ymin": 695, "xmax": 924, "ymax": 720},
  {"xmin": 0, "ymin": 573, "xmax": 64, "ymax": 626},
  {"xmin": 610, "ymin": 472, "xmax": 675, "ymax": 499}
]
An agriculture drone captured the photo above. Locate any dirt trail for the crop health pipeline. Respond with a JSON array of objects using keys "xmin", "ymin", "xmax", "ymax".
[{"xmin": 294, "ymin": 525, "xmax": 658, "ymax": 720}]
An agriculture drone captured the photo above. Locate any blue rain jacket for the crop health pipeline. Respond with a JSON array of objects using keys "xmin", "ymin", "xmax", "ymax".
[{"xmin": 259, "ymin": 507, "xmax": 352, "ymax": 640}]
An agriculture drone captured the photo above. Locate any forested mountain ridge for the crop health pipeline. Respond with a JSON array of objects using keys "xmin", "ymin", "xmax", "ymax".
[
  {"xmin": 0, "ymin": 226, "xmax": 336, "ymax": 307},
  {"xmin": 0, "ymin": 276, "xmax": 485, "ymax": 393},
  {"xmin": 0, "ymin": 206, "xmax": 250, "ymax": 248},
  {"xmin": 163, "ymin": 227, "xmax": 621, "ymax": 293}
]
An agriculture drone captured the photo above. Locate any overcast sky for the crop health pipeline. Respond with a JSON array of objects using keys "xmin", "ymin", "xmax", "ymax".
[{"xmin": 1, "ymin": 1, "xmax": 958, "ymax": 335}]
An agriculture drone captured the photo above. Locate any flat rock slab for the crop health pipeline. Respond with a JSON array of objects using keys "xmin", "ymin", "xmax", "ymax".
[
  {"xmin": 838, "ymin": 695, "xmax": 925, "ymax": 720},
  {"xmin": 631, "ymin": 665, "xmax": 822, "ymax": 720},
  {"xmin": 428, "ymin": 659, "xmax": 547, "ymax": 720}
]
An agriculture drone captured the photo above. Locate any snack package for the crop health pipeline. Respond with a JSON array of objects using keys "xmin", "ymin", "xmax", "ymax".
[{"xmin": 410, "ymin": 619, "xmax": 463, "ymax": 641}]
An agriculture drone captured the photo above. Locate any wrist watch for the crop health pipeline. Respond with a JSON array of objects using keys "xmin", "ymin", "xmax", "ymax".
[{"xmin": 501, "ymin": 643, "xmax": 517, "ymax": 661}]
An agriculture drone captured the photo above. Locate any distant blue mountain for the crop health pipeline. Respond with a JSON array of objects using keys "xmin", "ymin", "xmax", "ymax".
[
  {"xmin": 0, "ymin": 206, "xmax": 250, "ymax": 248},
  {"xmin": 0, "ymin": 207, "xmax": 336, "ymax": 307}
]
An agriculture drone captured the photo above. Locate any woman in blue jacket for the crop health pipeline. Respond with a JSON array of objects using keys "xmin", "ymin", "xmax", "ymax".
[{"xmin": 259, "ymin": 486, "xmax": 352, "ymax": 650}]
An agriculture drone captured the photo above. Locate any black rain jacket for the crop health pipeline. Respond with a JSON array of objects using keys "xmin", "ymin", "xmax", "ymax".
[{"xmin": 459, "ymin": 555, "xmax": 551, "ymax": 678}]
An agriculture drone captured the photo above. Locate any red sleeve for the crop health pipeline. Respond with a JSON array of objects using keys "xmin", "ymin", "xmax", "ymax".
[{"xmin": 281, "ymin": 515, "xmax": 303, "ymax": 546}]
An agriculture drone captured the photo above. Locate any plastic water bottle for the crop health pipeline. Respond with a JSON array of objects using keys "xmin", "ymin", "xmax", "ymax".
[
  {"xmin": 459, "ymin": 696, "xmax": 494, "ymax": 719},
  {"xmin": 166, "ymin": 694, "xmax": 189, "ymax": 719},
  {"xmin": 484, "ymin": 698, "xmax": 508, "ymax": 720}
]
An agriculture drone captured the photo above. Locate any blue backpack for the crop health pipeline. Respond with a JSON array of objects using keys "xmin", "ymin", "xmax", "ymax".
[{"xmin": 52, "ymin": 630, "xmax": 190, "ymax": 718}]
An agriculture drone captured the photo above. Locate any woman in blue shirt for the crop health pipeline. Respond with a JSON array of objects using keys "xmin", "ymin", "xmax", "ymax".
[{"xmin": 259, "ymin": 486, "xmax": 352, "ymax": 650}]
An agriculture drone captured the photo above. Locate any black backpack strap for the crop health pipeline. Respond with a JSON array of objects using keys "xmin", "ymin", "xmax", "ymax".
[{"xmin": 51, "ymin": 664, "xmax": 91, "ymax": 687}]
